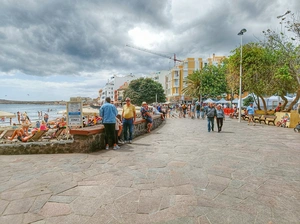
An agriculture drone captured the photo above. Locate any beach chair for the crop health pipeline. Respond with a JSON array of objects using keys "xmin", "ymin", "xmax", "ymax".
[
  {"xmin": 0, "ymin": 130, "xmax": 7, "ymax": 139},
  {"xmin": 1, "ymin": 130, "xmax": 15, "ymax": 140},
  {"xmin": 43, "ymin": 126, "xmax": 66, "ymax": 140},
  {"xmin": 27, "ymin": 130, "xmax": 48, "ymax": 142}
]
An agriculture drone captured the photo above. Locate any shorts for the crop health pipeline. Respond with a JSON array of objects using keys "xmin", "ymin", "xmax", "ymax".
[{"xmin": 145, "ymin": 117, "xmax": 153, "ymax": 123}]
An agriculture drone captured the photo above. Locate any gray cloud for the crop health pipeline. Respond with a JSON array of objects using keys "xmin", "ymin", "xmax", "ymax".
[{"xmin": 0, "ymin": 0, "xmax": 298, "ymax": 80}]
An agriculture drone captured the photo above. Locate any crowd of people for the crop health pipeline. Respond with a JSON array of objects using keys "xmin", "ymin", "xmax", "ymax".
[
  {"xmin": 6, "ymin": 112, "xmax": 68, "ymax": 142},
  {"xmin": 6, "ymin": 98, "xmax": 299, "ymax": 146}
]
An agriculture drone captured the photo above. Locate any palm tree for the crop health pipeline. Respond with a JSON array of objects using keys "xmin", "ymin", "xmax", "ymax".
[{"xmin": 182, "ymin": 70, "xmax": 202, "ymax": 101}]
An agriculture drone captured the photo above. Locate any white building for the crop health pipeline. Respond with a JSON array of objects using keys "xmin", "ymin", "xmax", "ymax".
[
  {"xmin": 146, "ymin": 70, "xmax": 168, "ymax": 91},
  {"xmin": 99, "ymin": 74, "xmax": 136, "ymax": 104}
]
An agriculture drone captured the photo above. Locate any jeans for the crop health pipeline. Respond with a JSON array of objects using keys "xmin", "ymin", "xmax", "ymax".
[
  {"xmin": 104, "ymin": 123, "xmax": 116, "ymax": 145},
  {"xmin": 123, "ymin": 118, "xmax": 134, "ymax": 141},
  {"xmin": 216, "ymin": 118, "xmax": 223, "ymax": 132},
  {"xmin": 200, "ymin": 111, "xmax": 205, "ymax": 119},
  {"xmin": 207, "ymin": 117, "xmax": 214, "ymax": 132},
  {"xmin": 196, "ymin": 110, "xmax": 200, "ymax": 118}
]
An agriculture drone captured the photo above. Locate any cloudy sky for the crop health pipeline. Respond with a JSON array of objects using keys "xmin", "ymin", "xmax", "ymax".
[{"xmin": 0, "ymin": 0, "xmax": 298, "ymax": 101}]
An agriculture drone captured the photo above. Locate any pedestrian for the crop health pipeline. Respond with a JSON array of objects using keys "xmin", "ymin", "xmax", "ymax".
[
  {"xmin": 200, "ymin": 104, "xmax": 205, "ymax": 119},
  {"xmin": 182, "ymin": 103, "xmax": 187, "ymax": 118},
  {"xmin": 122, "ymin": 97, "xmax": 136, "ymax": 144},
  {"xmin": 216, "ymin": 104, "xmax": 225, "ymax": 132},
  {"xmin": 205, "ymin": 102, "xmax": 216, "ymax": 132},
  {"xmin": 247, "ymin": 102, "xmax": 255, "ymax": 126},
  {"xmin": 44, "ymin": 113, "xmax": 49, "ymax": 123},
  {"xmin": 196, "ymin": 103, "xmax": 200, "ymax": 119},
  {"xmin": 100, "ymin": 97, "xmax": 119, "ymax": 150},
  {"xmin": 191, "ymin": 103, "xmax": 195, "ymax": 119},
  {"xmin": 17, "ymin": 111, "xmax": 21, "ymax": 124}
]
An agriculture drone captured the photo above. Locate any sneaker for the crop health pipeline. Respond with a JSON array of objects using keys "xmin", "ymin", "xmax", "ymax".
[
  {"xmin": 105, "ymin": 145, "xmax": 109, "ymax": 150},
  {"xmin": 113, "ymin": 145, "xmax": 119, "ymax": 150},
  {"xmin": 118, "ymin": 139, "xmax": 124, "ymax": 144},
  {"xmin": 129, "ymin": 140, "xmax": 132, "ymax": 144}
]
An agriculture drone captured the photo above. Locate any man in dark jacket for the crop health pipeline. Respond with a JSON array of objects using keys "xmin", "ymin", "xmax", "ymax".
[{"xmin": 205, "ymin": 102, "xmax": 216, "ymax": 132}]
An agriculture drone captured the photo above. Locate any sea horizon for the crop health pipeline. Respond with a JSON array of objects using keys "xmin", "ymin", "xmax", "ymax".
[{"xmin": 0, "ymin": 103, "xmax": 67, "ymax": 127}]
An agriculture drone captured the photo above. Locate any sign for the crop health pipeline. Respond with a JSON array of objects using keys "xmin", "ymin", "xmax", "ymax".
[{"xmin": 67, "ymin": 101, "xmax": 83, "ymax": 126}]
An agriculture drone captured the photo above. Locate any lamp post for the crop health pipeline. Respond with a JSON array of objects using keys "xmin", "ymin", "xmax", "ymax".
[{"xmin": 238, "ymin": 28, "xmax": 247, "ymax": 122}]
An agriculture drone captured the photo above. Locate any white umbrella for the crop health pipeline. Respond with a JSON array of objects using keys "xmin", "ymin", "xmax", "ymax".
[
  {"xmin": 58, "ymin": 107, "xmax": 100, "ymax": 116},
  {"xmin": 0, "ymin": 110, "xmax": 16, "ymax": 125},
  {"xmin": 0, "ymin": 110, "xmax": 16, "ymax": 118}
]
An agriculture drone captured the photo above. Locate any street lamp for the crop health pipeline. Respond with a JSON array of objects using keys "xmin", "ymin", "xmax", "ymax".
[{"xmin": 238, "ymin": 28, "xmax": 247, "ymax": 122}]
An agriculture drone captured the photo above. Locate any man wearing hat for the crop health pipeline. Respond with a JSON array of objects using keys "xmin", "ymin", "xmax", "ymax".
[
  {"xmin": 246, "ymin": 102, "xmax": 255, "ymax": 126},
  {"xmin": 122, "ymin": 97, "xmax": 136, "ymax": 143}
]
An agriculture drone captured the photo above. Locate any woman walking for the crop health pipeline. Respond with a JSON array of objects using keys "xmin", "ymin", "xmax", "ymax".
[{"xmin": 216, "ymin": 104, "xmax": 225, "ymax": 132}]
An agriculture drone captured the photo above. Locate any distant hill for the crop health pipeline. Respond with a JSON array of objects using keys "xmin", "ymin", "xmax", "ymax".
[{"xmin": 0, "ymin": 99, "xmax": 66, "ymax": 105}]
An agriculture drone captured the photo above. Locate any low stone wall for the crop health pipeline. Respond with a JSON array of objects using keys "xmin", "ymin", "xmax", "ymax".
[{"xmin": 0, "ymin": 115, "xmax": 163, "ymax": 155}]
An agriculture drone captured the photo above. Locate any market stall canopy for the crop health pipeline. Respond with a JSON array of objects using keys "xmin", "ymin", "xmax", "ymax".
[
  {"xmin": 0, "ymin": 110, "xmax": 16, "ymax": 118},
  {"xmin": 216, "ymin": 98, "xmax": 228, "ymax": 104},
  {"xmin": 203, "ymin": 98, "xmax": 215, "ymax": 103},
  {"xmin": 232, "ymin": 98, "xmax": 239, "ymax": 104}
]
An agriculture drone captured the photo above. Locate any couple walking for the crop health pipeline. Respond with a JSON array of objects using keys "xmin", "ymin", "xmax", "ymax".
[{"xmin": 205, "ymin": 103, "xmax": 225, "ymax": 132}]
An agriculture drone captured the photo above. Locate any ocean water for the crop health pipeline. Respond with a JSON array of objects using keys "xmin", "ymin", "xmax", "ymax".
[{"xmin": 0, "ymin": 104, "xmax": 67, "ymax": 127}]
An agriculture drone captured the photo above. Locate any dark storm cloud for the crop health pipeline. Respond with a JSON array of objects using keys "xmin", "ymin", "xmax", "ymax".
[
  {"xmin": 0, "ymin": 0, "xmax": 297, "ymax": 78},
  {"xmin": 163, "ymin": 0, "xmax": 296, "ymax": 59},
  {"xmin": 0, "ymin": 0, "xmax": 171, "ymax": 76}
]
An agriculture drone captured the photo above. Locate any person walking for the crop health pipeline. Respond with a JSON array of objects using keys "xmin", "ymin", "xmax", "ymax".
[
  {"xmin": 100, "ymin": 97, "xmax": 119, "ymax": 150},
  {"xmin": 247, "ymin": 102, "xmax": 255, "ymax": 126},
  {"xmin": 190, "ymin": 103, "xmax": 195, "ymax": 119},
  {"xmin": 196, "ymin": 103, "xmax": 200, "ymax": 119},
  {"xmin": 205, "ymin": 102, "xmax": 216, "ymax": 132},
  {"xmin": 216, "ymin": 104, "xmax": 225, "ymax": 132},
  {"xmin": 122, "ymin": 97, "xmax": 136, "ymax": 144},
  {"xmin": 182, "ymin": 103, "xmax": 187, "ymax": 118},
  {"xmin": 17, "ymin": 111, "xmax": 21, "ymax": 124}
]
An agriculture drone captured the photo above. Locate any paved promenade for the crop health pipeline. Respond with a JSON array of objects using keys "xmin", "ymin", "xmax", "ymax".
[{"xmin": 0, "ymin": 117, "xmax": 300, "ymax": 224}]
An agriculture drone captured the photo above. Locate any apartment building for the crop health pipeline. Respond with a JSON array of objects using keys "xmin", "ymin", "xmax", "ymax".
[
  {"xmin": 165, "ymin": 55, "xmax": 225, "ymax": 102},
  {"xmin": 98, "ymin": 74, "xmax": 136, "ymax": 104}
]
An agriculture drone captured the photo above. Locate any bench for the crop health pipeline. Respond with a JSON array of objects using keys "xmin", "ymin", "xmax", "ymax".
[
  {"xmin": 253, "ymin": 114, "xmax": 262, "ymax": 123},
  {"xmin": 259, "ymin": 115, "xmax": 277, "ymax": 125},
  {"xmin": 242, "ymin": 114, "xmax": 249, "ymax": 120}
]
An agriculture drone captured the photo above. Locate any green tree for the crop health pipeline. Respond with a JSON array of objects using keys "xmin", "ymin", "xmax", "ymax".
[
  {"xmin": 182, "ymin": 64, "xmax": 227, "ymax": 101},
  {"xmin": 201, "ymin": 65, "xmax": 227, "ymax": 98},
  {"xmin": 123, "ymin": 78, "xmax": 166, "ymax": 105},
  {"xmin": 182, "ymin": 70, "xmax": 202, "ymax": 101},
  {"xmin": 262, "ymin": 12, "xmax": 300, "ymax": 111},
  {"xmin": 227, "ymin": 43, "xmax": 279, "ymax": 113}
]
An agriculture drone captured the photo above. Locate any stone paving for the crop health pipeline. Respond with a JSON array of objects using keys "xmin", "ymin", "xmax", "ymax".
[{"xmin": 0, "ymin": 117, "xmax": 300, "ymax": 224}]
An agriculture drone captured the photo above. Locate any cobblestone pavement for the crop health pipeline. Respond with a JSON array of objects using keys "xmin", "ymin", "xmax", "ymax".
[{"xmin": 0, "ymin": 117, "xmax": 300, "ymax": 224}]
